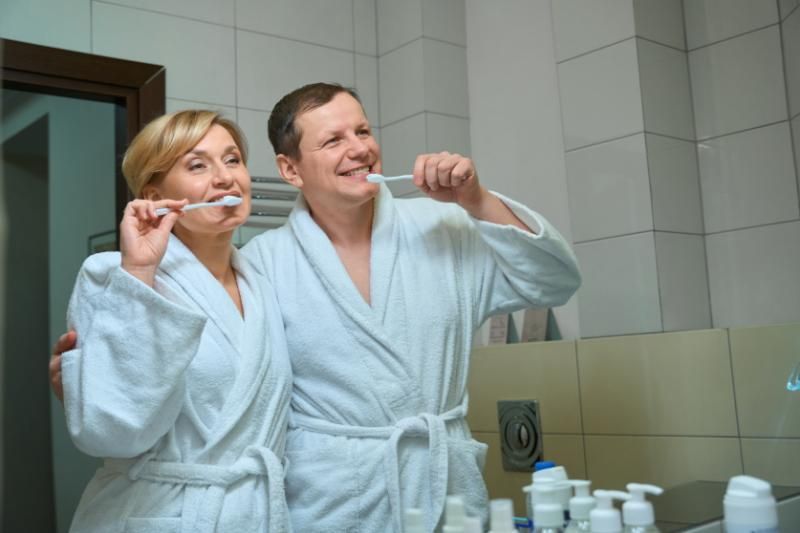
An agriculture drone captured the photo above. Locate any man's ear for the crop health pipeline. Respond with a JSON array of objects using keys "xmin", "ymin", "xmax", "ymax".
[{"xmin": 276, "ymin": 154, "xmax": 303, "ymax": 188}]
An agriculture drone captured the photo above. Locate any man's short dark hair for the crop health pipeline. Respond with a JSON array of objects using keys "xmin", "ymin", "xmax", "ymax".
[{"xmin": 268, "ymin": 82, "xmax": 362, "ymax": 160}]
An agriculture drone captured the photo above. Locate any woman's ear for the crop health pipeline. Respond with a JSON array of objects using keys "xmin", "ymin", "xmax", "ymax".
[
  {"xmin": 276, "ymin": 154, "xmax": 303, "ymax": 188},
  {"xmin": 141, "ymin": 185, "xmax": 161, "ymax": 201}
]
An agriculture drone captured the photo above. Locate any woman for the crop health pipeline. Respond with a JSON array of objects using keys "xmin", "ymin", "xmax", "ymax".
[{"xmin": 60, "ymin": 110, "xmax": 292, "ymax": 532}]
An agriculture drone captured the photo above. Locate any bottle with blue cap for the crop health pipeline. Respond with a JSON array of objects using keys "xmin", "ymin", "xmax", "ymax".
[
  {"xmin": 565, "ymin": 480, "xmax": 595, "ymax": 532},
  {"xmin": 723, "ymin": 475, "xmax": 779, "ymax": 533},
  {"xmin": 590, "ymin": 490, "xmax": 630, "ymax": 533},
  {"xmin": 534, "ymin": 502, "xmax": 566, "ymax": 533},
  {"xmin": 523, "ymin": 461, "xmax": 571, "ymax": 526},
  {"xmin": 622, "ymin": 483, "xmax": 663, "ymax": 533}
]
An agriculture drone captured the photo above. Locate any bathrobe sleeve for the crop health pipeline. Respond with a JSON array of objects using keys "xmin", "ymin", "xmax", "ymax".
[
  {"xmin": 464, "ymin": 191, "xmax": 581, "ymax": 326},
  {"xmin": 62, "ymin": 253, "xmax": 207, "ymax": 458}
]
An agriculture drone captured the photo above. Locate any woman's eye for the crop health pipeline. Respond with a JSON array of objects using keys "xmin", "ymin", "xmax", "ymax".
[
  {"xmin": 225, "ymin": 156, "xmax": 241, "ymax": 165},
  {"xmin": 188, "ymin": 161, "xmax": 205, "ymax": 171}
]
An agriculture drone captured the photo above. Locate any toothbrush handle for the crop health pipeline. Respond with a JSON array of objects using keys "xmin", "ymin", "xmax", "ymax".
[
  {"xmin": 154, "ymin": 203, "xmax": 209, "ymax": 216},
  {"xmin": 380, "ymin": 174, "xmax": 413, "ymax": 182}
]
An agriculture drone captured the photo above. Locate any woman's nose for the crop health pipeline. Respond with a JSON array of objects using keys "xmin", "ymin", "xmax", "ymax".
[{"xmin": 212, "ymin": 163, "xmax": 234, "ymax": 186}]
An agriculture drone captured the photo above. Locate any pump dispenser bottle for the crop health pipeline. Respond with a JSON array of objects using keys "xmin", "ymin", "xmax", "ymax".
[
  {"xmin": 723, "ymin": 475, "xmax": 779, "ymax": 533},
  {"xmin": 565, "ymin": 480, "xmax": 595, "ymax": 532},
  {"xmin": 488, "ymin": 499, "xmax": 517, "ymax": 533},
  {"xmin": 404, "ymin": 508, "xmax": 425, "ymax": 533},
  {"xmin": 590, "ymin": 490, "xmax": 630, "ymax": 533},
  {"xmin": 534, "ymin": 502, "xmax": 566, "ymax": 533},
  {"xmin": 523, "ymin": 462, "xmax": 571, "ymax": 525},
  {"xmin": 622, "ymin": 484, "xmax": 663, "ymax": 533},
  {"xmin": 443, "ymin": 496, "xmax": 467, "ymax": 533}
]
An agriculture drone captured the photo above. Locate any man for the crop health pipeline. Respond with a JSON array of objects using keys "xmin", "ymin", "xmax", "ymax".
[{"xmin": 52, "ymin": 83, "xmax": 581, "ymax": 532}]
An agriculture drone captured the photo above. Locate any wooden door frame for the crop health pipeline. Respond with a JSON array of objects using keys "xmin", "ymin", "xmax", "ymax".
[{"xmin": 1, "ymin": 38, "xmax": 166, "ymax": 221}]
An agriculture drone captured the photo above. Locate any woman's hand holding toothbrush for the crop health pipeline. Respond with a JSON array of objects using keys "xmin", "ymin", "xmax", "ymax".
[{"xmin": 120, "ymin": 198, "xmax": 188, "ymax": 286}]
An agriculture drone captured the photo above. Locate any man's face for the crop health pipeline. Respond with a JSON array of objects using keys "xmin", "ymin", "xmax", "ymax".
[{"xmin": 287, "ymin": 92, "xmax": 382, "ymax": 209}]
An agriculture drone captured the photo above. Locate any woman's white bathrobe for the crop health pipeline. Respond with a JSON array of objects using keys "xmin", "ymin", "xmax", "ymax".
[
  {"xmin": 243, "ymin": 184, "xmax": 581, "ymax": 532},
  {"xmin": 61, "ymin": 235, "xmax": 293, "ymax": 533}
]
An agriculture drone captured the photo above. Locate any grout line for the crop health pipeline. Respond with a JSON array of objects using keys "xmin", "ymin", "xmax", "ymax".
[
  {"xmin": 233, "ymin": 1, "xmax": 238, "ymax": 122},
  {"xmin": 697, "ymin": 119, "xmax": 790, "ymax": 143},
  {"xmin": 236, "ymin": 27, "xmax": 356, "ymax": 54},
  {"xmin": 93, "ymin": 0, "xmax": 235, "ymax": 29},
  {"xmin": 574, "ymin": 229, "xmax": 703, "ymax": 246},
  {"xmin": 373, "ymin": 0, "xmax": 383, "ymax": 128},
  {"xmin": 573, "ymin": 341, "xmax": 590, "ymax": 479},
  {"xmin": 704, "ymin": 217, "xmax": 800, "ymax": 237},
  {"xmin": 566, "ymin": 130, "xmax": 696, "ymax": 154},
  {"xmin": 556, "ymin": 36, "xmax": 636, "ymax": 64},
  {"xmin": 381, "ymin": 110, "xmax": 469, "ymax": 129},
  {"xmin": 90, "ymin": 0, "xmax": 94, "ymax": 52},
  {"xmin": 637, "ymin": 35, "xmax": 687, "ymax": 54},
  {"xmin": 726, "ymin": 329, "xmax": 747, "ymax": 473},
  {"xmin": 168, "ymin": 97, "xmax": 238, "ymax": 110},
  {"xmin": 776, "ymin": 11, "xmax": 800, "ymax": 222},
  {"xmin": 470, "ymin": 431, "xmax": 800, "ymax": 440},
  {"xmin": 687, "ymin": 22, "xmax": 779, "ymax": 53}
]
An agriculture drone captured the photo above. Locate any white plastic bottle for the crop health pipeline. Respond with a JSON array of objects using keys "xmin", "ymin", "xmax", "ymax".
[
  {"xmin": 443, "ymin": 495, "xmax": 466, "ymax": 533},
  {"xmin": 723, "ymin": 475, "xmax": 779, "ymax": 533},
  {"xmin": 534, "ymin": 502, "xmax": 566, "ymax": 533},
  {"xmin": 488, "ymin": 499, "xmax": 517, "ymax": 533},
  {"xmin": 622, "ymin": 483, "xmax": 663, "ymax": 533},
  {"xmin": 463, "ymin": 516, "xmax": 483, "ymax": 533},
  {"xmin": 565, "ymin": 480, "xmax": 595, "ymax": 532},
  {"xmin": 590, "ymin": 490, "xmax": 630, "ymax": 533},
  {"xmin": 404, "ymin": 508, "xmax": 425, "ymax": 533},
  {"xmin": 524, "ymin": 465, "xmax": 572, "ymax": 526}
]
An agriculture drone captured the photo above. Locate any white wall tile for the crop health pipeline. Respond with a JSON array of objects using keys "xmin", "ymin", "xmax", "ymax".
[
  {"xmin": 780, "ymin": 0, "xmax": 800, "ymax": 20},
  {"xmin": 237, "ymin": 30, "xmax": 354, "ymax": 111},
  {"xmin": 93, "ymin": 3, "xmax": 236, "ymax": 105},
  {"xmin": 423, "ymin": 39, "xmax": 469, "ymax": 118},
  {"xmin": 425, "ymin": 113, "xmax": 470, "ymax": 156},
  {"xmin": 166, "ymin": 99, "xmax": 237, "ymax": 120},
  {"xmin": 689, "ymin": 27, "xmax": 787, "ymax": 139},
  {"xmin": 634, "ymin": 0, "xmax": 686, "ymax": 50},
  {"xmin": 355, "ymin": 54, "xmax": 379, "ymax": 126},
  {"xmin": 101, "ymin": 0, "xmax": 234, "ymax": 26},
  {"xmin": 558, "ymin": 39, "xmax": 644, "ymax": 150},
  {"xmin": 637, "ymin": 39, "xmax": 695, "ymax": 140},
  {"xmin": 684, "ymin": 0, "xmax": 779, "ymax": 50},
  {"xmin": 354, "ymin": 0, "xmax": 378, "ymax": 55},
  {"xmin": 646, "ymin": 134, "xmax": 704, "ymax": 234},
  {"xmin": 575, "ymin": 233, "xmax": 662, "ymax": 337},
  {"xmin": 237, "ymin": 108, "xmax": 279, "ymax": 178},
  {"xmin": 783, "ymin": 7, "xmax": 800, "ymax": 117},
  {"xmin": 566, "ymin": 134, "xmax": 653, "ymax": 242},
  {"xmin": 378, "ymin": 40, "xmax": 424, "ymax": 125},
  {"xmin": 379, "ymin": 113, "xmax": 426, "ymax": 196},
  {"xmin": 376, "ymin": 0, "xmax": 422, "ymax": 55},
  {"xmin": 698, "ymin": 122, "xmax": 799, "ymax": 233},
  {"xmin": 236, "ymin": 0, "xmax": 354, "ymax": 50},
  {"xmin": 421, "ymin": 0, "xmax": 466, "ymax": 46},
  {"xmin": 0, "ymin": 0, "xmax": 91, "ymax": 52},
  {"xmin": 794, "ymin": 116, "xmax": 800, "ymax": 190},
  {"xmin": 706, "ymin": 221, "xmax": 800, "ymax": 328},
  {"xmin": 655, "ymin": 232, "xmax": 711, "ymax": 331},
  {"xmin": 551, "ymin": 0, "xmax": 635, "ymax": 62}
]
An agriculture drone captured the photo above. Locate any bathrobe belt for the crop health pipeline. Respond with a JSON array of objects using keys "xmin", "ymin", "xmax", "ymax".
[
  {"xmin": 289, "ymin": 401, "xmax": 468, "ymax": 533},
  {"xmin": 105, "ymin": 444, "xmax": 288, "ymax": 533}
]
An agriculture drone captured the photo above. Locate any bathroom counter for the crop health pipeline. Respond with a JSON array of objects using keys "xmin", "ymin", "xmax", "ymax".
[{"xmin": 652, "ymin": 480, "xmax": 800, "ymax": 532}]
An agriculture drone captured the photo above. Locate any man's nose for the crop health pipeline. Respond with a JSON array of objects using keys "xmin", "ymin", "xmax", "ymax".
[{"xmin": 346, "ymin": 134, "xmax": 369, "ymax": 157}]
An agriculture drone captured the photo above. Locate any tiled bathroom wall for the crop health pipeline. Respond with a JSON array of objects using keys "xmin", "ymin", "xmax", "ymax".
[
  {"xmin": 555, "ymin": 0, "xmax": 800, "ymax": 337},
  {"xmin": 467, "ymin": 322, "xmax": 800, "ymax": 514}
]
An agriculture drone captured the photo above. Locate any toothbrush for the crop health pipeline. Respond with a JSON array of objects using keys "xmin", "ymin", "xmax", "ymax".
[
  {"xmin": 154, "ymin": 195, "xmax": 242, "ymax": 216},
  {"xmin": 366, "ymin": 173, "xmax": 413, "ymax": 183}
]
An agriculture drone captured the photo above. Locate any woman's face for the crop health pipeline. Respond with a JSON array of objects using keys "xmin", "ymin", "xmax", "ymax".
[{"xmin": 145, "ymin": 124, "xmax": 251, "ymax": 236}]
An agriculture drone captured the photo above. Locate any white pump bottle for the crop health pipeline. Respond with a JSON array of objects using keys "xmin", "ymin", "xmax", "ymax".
[
  {"xmin": 590, "ymin": 490, "xmax": 630, "ymax": 533},
  {"xmin": 565, "ymin": 480, "xmax": 595, "ymax": 532},
  {"xmin": 622, "ymin": 483, "xmax": 663, "ymax": 533},
  {"xmin": 723, "ymin": 475, "xmax": 779, "ymax": 533}
]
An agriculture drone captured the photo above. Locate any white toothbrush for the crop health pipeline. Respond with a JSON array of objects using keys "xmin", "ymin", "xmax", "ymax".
[
  {"xmin": 155, "ymin": 195, "xmax": 242, "ymax": 216},
  {"xmin": 366, "ymin": 173, "xmax": 413, "ymax": 183}
]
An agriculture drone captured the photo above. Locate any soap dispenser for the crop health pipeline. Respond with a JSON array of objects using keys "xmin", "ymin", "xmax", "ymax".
[
  {"xmin": 534, "ymin": 502, "xmax": 566, "ymax": 533},
  {"xmin": 523, "ymin": 463, "xmax": 571, "ymax": 524},
  {"xmin": 565, "ymin": 480, "xmax": 595, "ymax": 532},
  {"xmin": 622, "ymin": 483, "xmax": 663, "ymax": 533},
  {"xmin": 590, "ymin": 490, "xmax": 629, "ymax": 533},
  {"xmin": 488, "ymin": 499, "xmax": 517, "ymax": 533},
  {"xmin": 723, "ymin": 475, "xmax": 779, "ymax": 533},
  {"xmin": 443, "ymin": 496, "xmax": 466, "ymax": 533}
]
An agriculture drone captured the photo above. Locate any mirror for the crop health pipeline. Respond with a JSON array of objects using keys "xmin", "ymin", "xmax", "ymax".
[{"xmin": 1, "ymin": 38, "xmax": 164, "ymax": 532}]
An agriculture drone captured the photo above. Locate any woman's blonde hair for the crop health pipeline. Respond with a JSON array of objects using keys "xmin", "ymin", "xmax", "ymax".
[{"xmin": 122, "ymin": 110, "xmax": 249, "ymax": 197}]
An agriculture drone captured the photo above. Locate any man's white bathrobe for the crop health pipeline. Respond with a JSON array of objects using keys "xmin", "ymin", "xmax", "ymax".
[
  {"xmin": 61, "ymin": 235, "xmax": 293, "ymax": 533},
  {"xmin": 243, "ymin": 185, "xmax": 581, "ymax": 532}
]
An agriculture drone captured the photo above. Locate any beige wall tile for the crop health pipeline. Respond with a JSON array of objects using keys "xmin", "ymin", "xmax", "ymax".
[
  {"xmin": 578, "ymin": 330, "xmax": 738, "ymax": 436},
  {"xmin": 730, "ymin": 323, "xmax": 800, "ymax": 437},
  {"xmin": 473, "ymin": 431, "xmax": 586, "ymax": 518},
  {"xmin": 742, "ymin": 438, "xmax": 800, "ymax": 486},
  {"xmin": 584, "ymin": 435, "xmax": 743, "ymax": 491},
  {"xmin": 467, "ymin": 341, "xmax": 581, "ymax": 434}
]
